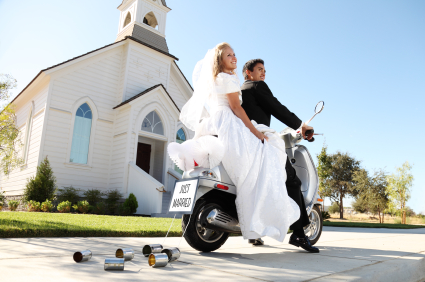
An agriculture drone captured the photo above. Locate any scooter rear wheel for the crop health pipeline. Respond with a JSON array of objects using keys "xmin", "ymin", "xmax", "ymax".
[{"xmin": 182, "ymin": 198, "xmax": 230, "ymax": 252}]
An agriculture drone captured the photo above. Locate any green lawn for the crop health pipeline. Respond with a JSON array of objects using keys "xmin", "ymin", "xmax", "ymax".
[
  {"xmin": 323, "ymin": 221, "xmax": 425, "ymax": 229},
  {"xmin": 0, "ymin": 212, "xmax": 182, "ymax": 238},
  {"xmin": 2, "ymin": 212, "xmax": 424, "ymax": 239}
]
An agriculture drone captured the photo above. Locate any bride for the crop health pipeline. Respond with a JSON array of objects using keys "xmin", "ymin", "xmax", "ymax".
[{"xmin": 169, "ymin": 42, "xmax": 300, "ymax": 242}]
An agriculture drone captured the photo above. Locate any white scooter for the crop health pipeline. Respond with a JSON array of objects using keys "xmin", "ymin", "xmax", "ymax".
[{"xmin": 179, "ymin": 102, "xmax": 325, "ymax": 252}]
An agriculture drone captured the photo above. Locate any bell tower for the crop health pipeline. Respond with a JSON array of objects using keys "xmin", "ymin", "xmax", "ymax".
[{"xmin": 116, "ymin": 0, "xmax": 171, "ymax": 42}]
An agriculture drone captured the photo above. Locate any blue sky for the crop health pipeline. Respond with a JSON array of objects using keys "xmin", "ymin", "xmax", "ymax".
[{"xmin": 0, "ymin": 0, "xmax": 424, "ymax": 213}]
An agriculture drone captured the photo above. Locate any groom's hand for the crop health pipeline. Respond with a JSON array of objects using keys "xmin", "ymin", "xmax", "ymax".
[{"xmin": 302, "ymin": 124, "xmax": 314, "ymax": 140}]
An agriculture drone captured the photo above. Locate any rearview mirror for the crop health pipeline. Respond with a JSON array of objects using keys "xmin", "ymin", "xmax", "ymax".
[
  {"xmin": 305, "ymin": 101, "xmax": 325, "ymax": 126},
  {"xmin": 315, "ymin": 101, "xmax": 324, "ymax": 114}
]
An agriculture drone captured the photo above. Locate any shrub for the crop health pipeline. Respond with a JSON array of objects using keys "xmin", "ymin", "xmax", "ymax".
[
  {"xmin": 57, "ymin": 201, "xmax": 71, "ymax": 213},
  {"xmin": 92, "ymin": 202, "xmax": 106, "ymax": 215},
  {"xmin": 106, "ymin": 190, "xmax": 123, "ymax": 214},
  {"xmin": 23, "ymin": 157, "xmax": 57, "ymax": 203},
  {"xmin": 83, "ymin": 189, "xmax": 104, "ymax": 205},
  {"xmin": 118, "ymin": 204, "xmax": 132, "ymax": 216},
  {"xmin": 0, "ymin": 191, "xmax": 6, "ymax": 206},
  {"xmin": 123, "ymin": 193, "xmax": 138, "ymax": 214},
  {"xmin": 322, "ymin": 211, "xmax": 331, "ymax": 220},
  {"xmin": 27, "ymin": 200, "xmax": 41, "ymax": 212},
  {"xmin": 41, "ymin": 200, "xmax": 54, "ymax": 212},
  {"xmin": 8, "ymin": 200, "xmax": 19, "ymax": 211},
  {"xmin": 72, "ymin": 200, "xmax": 90, "ymax": 214},
  {"xmin": 56, "ymin": 186, "xmax": 80, "ymax": 205},
  {"xmin": 329, "ymin": 202, "xmax": 340, "ymax": 214}
]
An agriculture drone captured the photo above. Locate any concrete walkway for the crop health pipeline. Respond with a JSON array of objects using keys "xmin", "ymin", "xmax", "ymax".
[{"xmin": 1, "ymin": 226, "xmax": 424, "ymax": 282}]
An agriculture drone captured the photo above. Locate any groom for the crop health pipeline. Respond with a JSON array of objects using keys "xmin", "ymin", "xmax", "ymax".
[{"xmin": 241, "ymin": 59, "xmax": 319, "ymax": 253}]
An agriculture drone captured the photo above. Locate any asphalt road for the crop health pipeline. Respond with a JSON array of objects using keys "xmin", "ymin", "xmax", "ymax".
[{"xmin": 1, "ymin": 226, "xmax": 424, "ymax": 281}]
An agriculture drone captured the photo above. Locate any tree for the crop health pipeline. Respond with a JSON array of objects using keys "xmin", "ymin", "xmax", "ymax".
[
  {"xmin": 405, "ymin": 206, "xmax": 415, "ymax": 217},
  {"xmin": 23, "ymin": 156, "xmax": 57, "ymax": 203},
  {"xmin": 352, "ymin": 196, "xmax": 369, "ymax": 213},
  {"xmin": 328, "ymin": 202, "xmax": 340, "ymax": 214},
  {"xmin": 319, "ymin": 151, "xmax": 360, "ymax": 219},
  {"xmin": 317, "ymin": 143, "xmax": 332, "ymax": 211},
  {"xmin": 123, "ymin": 193, "xmax": 138, "ymax": 214},
  {"xmin": 353, "ymin": 169, "xmax": 389, "ymax": 223},
  {"xmin": 0, "ymin": 74, "xmax": 23, "ymax": 174},
  {"xmin": 386, "ymin": 162, "xmax": 413, "ymax": 224}
]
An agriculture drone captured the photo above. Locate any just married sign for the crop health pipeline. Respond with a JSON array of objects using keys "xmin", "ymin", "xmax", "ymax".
[{"xmin": 168, "ymin": 177, "xmax": 200, "ymax": 214}]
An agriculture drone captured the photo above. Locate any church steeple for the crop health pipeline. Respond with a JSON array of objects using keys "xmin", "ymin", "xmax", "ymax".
[{"xmin": 116, "ymin": 0, "xmax": 171, "ymax": 41}]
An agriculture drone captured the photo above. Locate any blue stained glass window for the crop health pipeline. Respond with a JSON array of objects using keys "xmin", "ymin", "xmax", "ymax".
[
  {"xmin": 141, "ymin": 111, "xmax": 164, "ymax": 135},
  {"xmin": 174, "ymin": 128, "xmax": 186, "ymax": 174},
  {"xmin": 176, "ymin": 128, "xmax": 186, "ymax": 144},
  {"xmin": 70, "ymin": 103, "xmax": 92, "ymax": 164}
]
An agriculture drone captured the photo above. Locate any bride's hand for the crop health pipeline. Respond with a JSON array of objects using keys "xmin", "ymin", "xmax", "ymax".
[{"xmin": 255, "ymin": 130, "xmax": 268, "ymax": 142}]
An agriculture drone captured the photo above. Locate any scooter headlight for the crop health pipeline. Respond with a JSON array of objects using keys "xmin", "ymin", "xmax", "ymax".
[{"xmin": 200, "ymin": 170, "xmax": 217, "ymax": 179}]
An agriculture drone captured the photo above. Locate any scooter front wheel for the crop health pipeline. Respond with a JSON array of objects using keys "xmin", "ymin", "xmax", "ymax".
[
  {"xmin": 182, "ymin": 199, "xmax": 230, "ymax": 252},
  {"xmin": 304, "ymin": 205, "xmax": 323, "ymax": 245}
]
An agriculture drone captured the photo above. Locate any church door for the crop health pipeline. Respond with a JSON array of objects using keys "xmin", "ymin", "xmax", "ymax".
[{"xmin": 136, "ymin": 143, "xmax": 151, "ymax": 173}]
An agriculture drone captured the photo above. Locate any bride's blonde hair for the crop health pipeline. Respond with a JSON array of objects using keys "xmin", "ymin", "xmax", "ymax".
[{"xmin": 213, "ymin": 42, "xmax": 235, "ymax": 79}]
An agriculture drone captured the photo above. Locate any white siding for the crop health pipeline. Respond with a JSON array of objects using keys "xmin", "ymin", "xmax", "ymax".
[
  {"xmin": 42, "ymin": 49, "xmax": 123, "ymax": 193},
  {"xmin": 167, "ymin": 75, "xmax": 186, "ymax": 110},
  {"xmin": 124, "ymin": 47, "xmax": 169, "ymax": 100},
  {"xmin": 116, "ymin": 45, "xmax": 129, "ymax": 105},
  {"xmin": 0, "ymin": 85, "xmax": 49, "ymax": 195},
  {"xmin": 109, "ymin": 107, "xmax": 131, "ymax": 190},
  {"xmin": 1, "ymin": 39, "xmax": 193, "ymax": 201}
]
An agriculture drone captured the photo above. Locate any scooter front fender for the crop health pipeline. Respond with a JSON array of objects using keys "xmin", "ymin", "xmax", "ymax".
[{"xmin": 289, "ymin": 145, "xmax": 319, "ymax": 215}]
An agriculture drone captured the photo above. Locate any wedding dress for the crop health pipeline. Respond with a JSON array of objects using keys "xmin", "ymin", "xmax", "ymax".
[{"xmin": 168, "ymin": 49, "xmax": 300, "ymax": 242}]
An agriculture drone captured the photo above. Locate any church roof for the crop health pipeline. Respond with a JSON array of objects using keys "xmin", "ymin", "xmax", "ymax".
[
  {"xmin": 174, "ymin": 62, "xmax": 193, "ymax": 91},
  {"xmin": 11, "ymin": 37, "xmax": 180, "ymax": 105},
  {"xmin": 118, "ymin": 0, "xmax": 169, "ymax": 9},
  {"xmin": 113, "ymin": 84, "xmax": 180, "ymax": 111},
  {"xmin": 128, "ymin": 24, "xmax": 170, "ymax": 54}
]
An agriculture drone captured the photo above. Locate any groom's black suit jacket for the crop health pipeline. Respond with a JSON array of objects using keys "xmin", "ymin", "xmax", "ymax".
[
  {"xmin": 241, "ymin": 80, "xmax": 309, "ymax": 229},
  {"xmin": 240, "ymin": 80, "xmax": 302, "ymax": 130}
]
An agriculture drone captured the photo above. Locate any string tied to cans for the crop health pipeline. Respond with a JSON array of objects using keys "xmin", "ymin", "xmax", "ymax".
[
  {"xmin": 145, "ymin": 213, "xmax": 192, "ymax": 268},
  {"xmin": 72, "ymin": 213, "xmax": 192, "ymax": 270}
]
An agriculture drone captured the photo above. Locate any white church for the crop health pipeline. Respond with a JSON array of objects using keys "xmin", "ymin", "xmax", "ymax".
[{"xmin": 1, "ymin": 0, "xmax": 194, "ymax": 216}]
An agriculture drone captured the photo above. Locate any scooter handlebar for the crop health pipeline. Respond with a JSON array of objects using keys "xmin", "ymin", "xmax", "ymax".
[{"xmin": 304, "ymin": 129, "xmax": 315, "ymax": 142}]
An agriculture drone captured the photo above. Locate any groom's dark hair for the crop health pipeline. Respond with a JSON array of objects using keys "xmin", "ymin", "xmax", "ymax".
[{"xmin": 242, "ymin": 59, "xmax": 264, "ymax": 80}]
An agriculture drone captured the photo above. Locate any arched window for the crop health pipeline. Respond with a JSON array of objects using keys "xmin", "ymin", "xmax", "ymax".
[
  {"xmin": 142, "ymin": 11, "xmax": 158, "ymax": 29},
  {"xmin": 23, "ymin": 107, "xmax": 33, "ymax": 161},
  {"xmin": 70, "ymin": 103, "xmax": 92, "ymax": 164},
  {"xmin": 174, "ymin": 128, "xmax": 186, "ymax": 174},
  {"xmin": 141, "ymin": 111, "xmax": 164, "ymax": 135},
  {"xmin": 176, "ymin": 128, "xmax": 186, "ymax": 144},
  {"xmin": 123, "ymin": 12, "xmax": 131, "ymax": 28}
]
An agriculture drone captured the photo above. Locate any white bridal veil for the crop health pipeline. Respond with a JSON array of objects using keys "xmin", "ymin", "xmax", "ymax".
[{"xmin": 179, "ymin": 48, "xmax": 216, "ymax": 131}]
